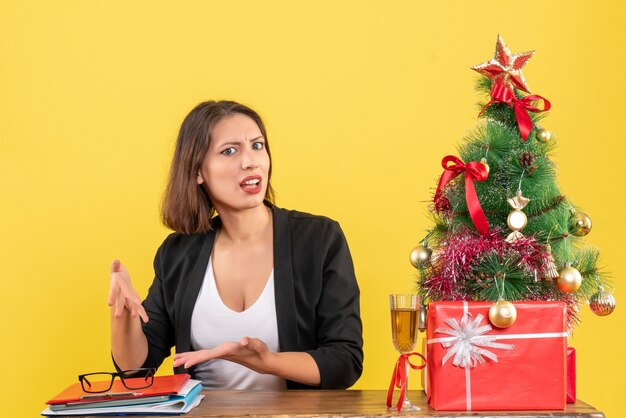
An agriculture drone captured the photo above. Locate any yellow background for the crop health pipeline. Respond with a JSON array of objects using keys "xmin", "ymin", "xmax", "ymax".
[{"xmin": 1, "ymin": 1, "xmax": 624, "ymax": 416}]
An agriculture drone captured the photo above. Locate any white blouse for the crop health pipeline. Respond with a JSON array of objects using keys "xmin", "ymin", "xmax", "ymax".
[{"xmin": 189, "ymin": 257, "xmax": 286, "ymax": 390}]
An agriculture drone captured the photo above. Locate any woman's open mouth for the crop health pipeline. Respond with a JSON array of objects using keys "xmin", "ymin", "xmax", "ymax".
[{"xmin": 240, "ymin": 176, "xmax": 262, "ymax": 194}]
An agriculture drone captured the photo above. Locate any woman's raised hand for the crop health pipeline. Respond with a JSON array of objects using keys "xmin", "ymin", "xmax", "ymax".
[{"xmin": 108, "ymin": 259, "xmax": 149, "ymax": 323}]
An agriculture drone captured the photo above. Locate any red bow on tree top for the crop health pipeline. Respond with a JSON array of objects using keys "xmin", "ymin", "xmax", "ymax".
[
  {"xmin": 480, "ymin": 81, "xmax": 551, "ymax": 141},
  {"xmin": 434, "ymin": 156, "xmax": 490, "ymax": 236}
]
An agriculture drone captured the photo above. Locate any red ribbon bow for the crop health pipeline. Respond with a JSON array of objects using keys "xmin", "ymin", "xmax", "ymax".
[
  {"xmin": 480, "ymin": 81, "xmax": 551, "ymax": 141},
  {"xmin": 434, "ymin": 155, "xmax": 490, "ymax": 236},
  {"xmin": 386, "ymin": 352, "xmax": 426, "ymax": 412}
]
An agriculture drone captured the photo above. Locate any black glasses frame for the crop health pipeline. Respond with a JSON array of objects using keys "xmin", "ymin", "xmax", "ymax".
[{"xmin": 78, "ymin": 368, "xmax": 156, "ymax": 393}]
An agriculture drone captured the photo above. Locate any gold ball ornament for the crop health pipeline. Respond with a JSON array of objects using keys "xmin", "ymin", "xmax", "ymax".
[
  {"xmin": 489, "ymin": 299, "xmax": 517, "ymax": 328},
  {"xmin": 537, "ymin": 128, "xmax": 552, "ymax": 143},
  {"xmin": 480, "ymin": 157, "xmax": 490, "ymax": 175},
  {"xmin": 418, "ymin": 304, "xmax": 428, "ymax": 332},
  {"xmin": 555, "ymin": 266, "xmax": 582, "ymax": 293},
  {"xmin": 589, "ymin": 290, "xmax": 616, "ymax": 316},
  {"xmin": 569, "ymin": 212, "xmax": 592, "ymax": 236},
  {"xmin": 409, "ymin": 245, "xmax": 432, "ymax": 268},
  {"xmin": 507, "ymin": 210, "xmax": 528, "ymax": 231}
]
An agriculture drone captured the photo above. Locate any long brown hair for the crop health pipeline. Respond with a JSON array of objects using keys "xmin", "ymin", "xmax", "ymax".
[{"xmin": 162, "ymin": 100, "xmax": 275, "ymax": 234}]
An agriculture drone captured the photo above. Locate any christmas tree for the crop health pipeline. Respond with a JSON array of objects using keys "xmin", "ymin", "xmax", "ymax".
[{"xmin": 413, "ymin": 35, "xmax": 615, "ymax": 329}]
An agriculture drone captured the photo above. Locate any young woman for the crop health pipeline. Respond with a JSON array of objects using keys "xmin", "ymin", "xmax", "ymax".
[{"xmin": 108, "ymin": 101, "xmax": 363, "ymax": 390}]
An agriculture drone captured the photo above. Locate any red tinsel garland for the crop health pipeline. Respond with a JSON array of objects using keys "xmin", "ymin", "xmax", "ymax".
[
  {"xmin": 421, "ymin": 227, "xmax": 578, "ymax": 327},
  {"xmin": 423, "ymin": 228, "xmax": 547, "ymax": 297}
]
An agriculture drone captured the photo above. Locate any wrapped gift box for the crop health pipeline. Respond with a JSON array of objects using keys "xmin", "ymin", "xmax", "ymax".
[
  {"xmin": 426, "ymin": 301, "xmax": 567, "ymax": 411},
  {"xmin": 567, "ymin": 346, "xmax": 576, "ymax": 403}
]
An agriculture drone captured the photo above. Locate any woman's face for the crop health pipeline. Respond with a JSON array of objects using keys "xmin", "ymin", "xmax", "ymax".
[{"xmin": 198, "ymin": 113, "xmax": 270, "ymax": 213}]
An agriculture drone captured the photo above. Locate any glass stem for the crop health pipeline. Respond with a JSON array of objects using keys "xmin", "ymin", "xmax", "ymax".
[{"xmin": 404, "ymin": 360, "xmax": 410, "ymax": 407}]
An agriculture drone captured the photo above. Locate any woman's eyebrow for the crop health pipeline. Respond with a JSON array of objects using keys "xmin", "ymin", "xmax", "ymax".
[
  {"xmin": 218, "ymin": 140, "xmax": 243, "ymax": 147},
  {"xmin": 220, "ymin": 136, "xmax": 264, "ymax": 146}
]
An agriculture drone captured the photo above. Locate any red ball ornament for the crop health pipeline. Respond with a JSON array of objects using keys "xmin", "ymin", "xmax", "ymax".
[{"xmin": 435, "ymin": 195, "xmax": 452, "ymax": 214}]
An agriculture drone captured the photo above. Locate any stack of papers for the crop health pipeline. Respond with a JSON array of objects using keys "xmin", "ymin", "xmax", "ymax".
[{"xmin": 42, "ymin": 374, "xmax": 204, "ymax": 416}]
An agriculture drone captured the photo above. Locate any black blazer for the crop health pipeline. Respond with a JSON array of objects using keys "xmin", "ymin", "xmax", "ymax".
[{"xmin": 138, "ymin": 205, "xmax": 364, "ymax": 389}]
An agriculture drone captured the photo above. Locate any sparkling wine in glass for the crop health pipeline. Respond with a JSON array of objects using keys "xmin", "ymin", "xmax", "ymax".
[{"xmin": 389, "ymin": 294, "xmax": 420, "ymax": 411}]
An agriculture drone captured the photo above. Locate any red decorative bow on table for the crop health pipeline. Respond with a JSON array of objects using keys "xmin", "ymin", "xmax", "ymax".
[
  {"xmin": 479, "ymin": 81, "xmax": 551, "ymax": 141},
  {"xmin": 434, "ymin": 155, "xmax": 490, "ymax": 236},
  {"xmin": 386, "ymin": 352, "xmax": 426, "ymax": 412}
]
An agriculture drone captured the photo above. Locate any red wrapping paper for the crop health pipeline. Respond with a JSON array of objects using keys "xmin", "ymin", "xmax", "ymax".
[
  {"xmin": 567, "ymin": 347, "xmax": 576, "ymax": 403},
  {"xmin": 421, "ymin": 338, "xmax": 428, "ymax": 394},
  {"xmin": 426, "ymin": 301, "xmax": 567, "ymax": 411}
]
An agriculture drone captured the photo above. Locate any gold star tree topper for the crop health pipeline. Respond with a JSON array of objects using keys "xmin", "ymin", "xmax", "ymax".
[{"xmin": 471, "ymin": 35, "xmax": 535, "ymax": 93}]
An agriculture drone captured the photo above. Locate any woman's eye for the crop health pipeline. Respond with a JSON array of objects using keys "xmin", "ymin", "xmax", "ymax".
[
  {"xmin": 252, "ymin": 142, "xmax": 264, "ymax": 150},
  {"xmin": 221, "ymin": 147, "xmax": 236, "ymax": 156}
]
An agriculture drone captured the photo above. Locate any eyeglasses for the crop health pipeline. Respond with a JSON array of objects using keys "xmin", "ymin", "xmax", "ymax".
[{"xmin": 78, "ymin": 368, "xmax": 156, "ymax": 393}]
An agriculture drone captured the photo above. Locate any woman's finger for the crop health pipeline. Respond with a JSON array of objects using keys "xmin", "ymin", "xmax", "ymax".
[
  {"xmin": 137, "ymin": 304, "xmax": 149, "ymax": 323},
  {"xmin": 110, "ymin": 259, "xmax": 121, "ymax": 273},
  {"xmin": 173, "ymin": 355, "xmax": 185, "ymax": 367},
  {"xmin": 241, "ymin": 337, "xmax": 266, "ymax": 353},
  {"xmin": 114, "ymin": 298, "xmax": 126, "ymax": 318},
  {"xmin": 173, "ymin": 352, "xmax": 200, "ymax": 368},
  {"xmin": 107, "ymin": 283, "xmax": 120, "ymax": 307},
  {"xmin": 108, "ymin": 261, "xmax": 125, "ymax": 306},
  {"xmin": 125, "ymin": 295, "xmax": 149, "ymax": 322}
]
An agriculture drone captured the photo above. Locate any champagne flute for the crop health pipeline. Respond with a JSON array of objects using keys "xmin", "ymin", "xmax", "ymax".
[{"xmin": 389, "ymin": 294, "xmax": 420, "ymax": 411}]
